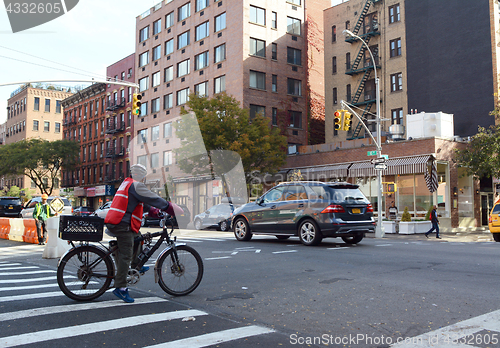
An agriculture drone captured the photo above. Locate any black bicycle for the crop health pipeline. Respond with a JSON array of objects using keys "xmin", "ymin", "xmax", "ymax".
[{"xmin": 56, "ymin": 213, "xmax": 203, "ymax": 301}]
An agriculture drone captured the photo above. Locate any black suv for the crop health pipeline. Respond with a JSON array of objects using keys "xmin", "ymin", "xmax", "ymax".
[
  {"xmin": 0, "ymin": 197, "xmax": 23, "ymax": 218},
  {"xmin": 231, "ymin": 181, "xmax": 375, "ymax": 246}
]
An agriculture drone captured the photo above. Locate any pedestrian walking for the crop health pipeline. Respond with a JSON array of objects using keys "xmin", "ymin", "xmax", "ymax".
[
  {"xmin": 425, "ymin": 205, "xmax": 441, "ymax": 239},
  {"xmin": 33, "ymin": 194, "xmax": 57, "ymax": 245},
  {"xmin": 388, "ymin": 201, "xmax": 398, "ymax": 220}
]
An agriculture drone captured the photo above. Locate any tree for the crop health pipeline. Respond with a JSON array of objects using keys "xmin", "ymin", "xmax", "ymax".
[
  {"xmin": 175, "ymin": 93, "xmax": 288, "ymax": 197},
  {"xmin": 0, "ymin": 139, "xmax": 79, "ymax": 195}
]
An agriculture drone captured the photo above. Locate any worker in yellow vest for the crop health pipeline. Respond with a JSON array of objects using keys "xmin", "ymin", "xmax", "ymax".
[{"xmin": 33, "ymin": 194, "xmax": 57, "ymax": 245}]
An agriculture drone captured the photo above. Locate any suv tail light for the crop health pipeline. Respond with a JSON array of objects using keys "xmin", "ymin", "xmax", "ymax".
[
  {"xmin": 321, "ymin": 204, "xmax": 345, "ymax": 214},
  {"xmin": 366, "ymin": 204, "xmax": 374, "ymax": 213}
]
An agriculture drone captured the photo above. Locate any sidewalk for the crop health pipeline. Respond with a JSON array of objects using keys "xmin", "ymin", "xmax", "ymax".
[{"xmin": 366, "ymin": 230, "xmax": 495, "ymax": 243}]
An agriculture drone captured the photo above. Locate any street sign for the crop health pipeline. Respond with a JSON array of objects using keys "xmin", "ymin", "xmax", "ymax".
[
  {"xmin": 382, "ymin": 154, "xmax": 389, "ymax": 160},
  {"xmin": 367, "ymin": 150, "xmax": 377, "ymax": 156},
  {"xmin": 374, "ymin": 163, "xmax": 387, "ymax": 170},
  {"xmin": 50, "ymin": 197, "xmax": 65, "ymax": 213},
  {"xmin": 371, "ymin": 158, "xmax": 386, "ymax": 164}
]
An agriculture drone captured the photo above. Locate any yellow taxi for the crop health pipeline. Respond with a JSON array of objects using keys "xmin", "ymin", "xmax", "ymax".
[{"xmin": 488, "ymin": 202, "xmax": 500, "ymax": 242}]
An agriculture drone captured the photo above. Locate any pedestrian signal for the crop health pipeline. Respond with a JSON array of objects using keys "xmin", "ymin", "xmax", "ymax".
[
  {"xmin": 334, "ymin": 111, "xmax": 342, "ymax": 130},
  {"xmin": 343, "ymin": 111, "xmax": 352, "ymax": 131},
  {"xmin": 132, "ymin": 93, "xmax": 142, "ymax": 116}
]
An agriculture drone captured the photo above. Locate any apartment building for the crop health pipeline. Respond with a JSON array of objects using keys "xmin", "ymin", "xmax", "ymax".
[
  {"xmin": 61, "ymin": 54, "xmax": 135, "ymax": 209},
  {"xmin": 324, "ymin": 0, "xmax": 499, "ymax": 143},
  {"xmin": 3, "ymin": 84, "xmax": 72, "ymax": 194},
  {"xmin": 132, "ymin": 0, "xmax": 327, "ymax": 215}
]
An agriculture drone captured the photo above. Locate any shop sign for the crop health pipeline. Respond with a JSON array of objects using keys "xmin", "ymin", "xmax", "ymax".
[
  {"xmin": 86, "ymin": 187, "xmax": 96, "ymax": 197},
  {"xmin": 74, "ymin": 187, "xmax": 85, "ymax": 196},
  {"xmin": 95, "ymin": 185, "xmax": 115, "ymax": 196}
]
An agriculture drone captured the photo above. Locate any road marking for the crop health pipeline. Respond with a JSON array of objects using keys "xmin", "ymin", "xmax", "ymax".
[
  {"xmin": 0, "ymin": 276, "xmax": 61, "ymax": 284},
  {"xmin": 0, "ymin": 291, "xmax": 66, "ymax": 303},
  {"xmin": 375, "ymin": 244, "xmax": 393, "ymax": 247},
  {"xmin": 0, "ymin": 263, "xmax": 22, "ymax": 267},
  {"xmin": 0, "ymin": 309, "xmax": 208, "ymax": 347},
  {"xmin": 0, "ymin": 270, "xmax": 55, "ymax": 276},
  {"xmin": 391, "ymin": 308, "xmax": 500, "ymax": 347},
  {"xmin": 327, "ymin": 247, "xmax": 351, "ymax": 250},
  {"xmin": 0, "ymin": 283, "xmax": 61, "ymax": 292},
  {"xmin": 205, "ymin": 256, "xmax": 232, "ymax": 260},
  {"xmin": 144, "ymin": 325, "xmax": 275, "ymax": 348},
  {"xmin": 0, "ymin": 297, "xmax": 165, "ymax": 322},
  {"xmin": 272, "ymin": 250, "xmax": 297, "ymax": 254},
  {"xmin": 0, "ymin": 266, "xmax": 39, "ymax": 271}
]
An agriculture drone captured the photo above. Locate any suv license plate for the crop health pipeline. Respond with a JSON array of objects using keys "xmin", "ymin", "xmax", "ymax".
[
  {"xmin": 8, "ymin": 207, "xmax": 13, "ymax": 209},
  {"xmin": 352, "ymin": 208, "xmax": 361, "ymax": 214}
]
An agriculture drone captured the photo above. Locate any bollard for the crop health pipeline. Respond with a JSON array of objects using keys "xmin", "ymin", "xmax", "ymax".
[
  {"xmin": 9, "ymin": 218, "xmax": 25, "ymax": 242},
  {"xmin": 42, "ymin": 216, "xmax": 70, "ymax": 259}
]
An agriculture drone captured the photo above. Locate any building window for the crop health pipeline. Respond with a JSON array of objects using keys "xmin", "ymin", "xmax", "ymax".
[
  {"xmin": 164, "ymin": 151, "xmax": 173, "ymax": 166},
  {"xmin": 287, "ymin": 17, "xmax": 301, "ymax": 35},
  {"xmin": 345, "ymin": 20, "xmax": 350, "ymax": 30},
  {"xmin": 33, "ymin": 120, "xmax": 39, "ymax": 131},
  {"xmin": 288, "ymin": 0, "xmax": 301, "ymax": 5},
  {"xmin": 332, "ymin": 56, "xmax": 337, "ymax": 74},
  {"xmin": 196, "ymin": 0, "xmax": 208, "ymax": 12},
  {"xmin": 137, "ymin": 155, "xmax": 147, "ymax": 169},
  {"xmin": 153, "ymin": 45, "xmax": 161, "ymax": 61},
  {"xmin": 150, "ymin": 152, "xmax": 159, "ymax": 169},
  {"xmin": 164, "ymin": 93, "xmax": 173, "ymax": 109},
  {"xmin": 164, "ymin": 66, "xmax": 174, "ymax": 82},
  {"xmin": 214, "ymin": 44, "xmax": 226, "ymax": 63},
  {"xmin": 139, "ymin": 26, "xmax": 149, "ymax": 42},
  {"xmin": 272, "ymin": 107, "xmax": 277, "ymax": 125},
  {"xmin": 195, "ymin": 51, "xmax": 209, "ymax": 70},
  {"xmin": 151, "ymin": 98, "xmax": 161, "ymax": 113},
  {"xmin": 44, "ymin": 121, "xmax": 50, "ymax": 132},
  {"xmin": 332, "ymin": 25, "xmax": 336, "ymax": 42},
  {"xmin": 137, "ymin": 129, "xmax": 148, "ymax": 144},
  {"xmin": 165, "ymin": 11, "xmax": 174, "ymax": 28},
  {"xmin": 214, "ymin": 75, "xmax": 225, "ymax": 93},
  {"xmin": 177, "ymin": 31, "xmax": 190, "ymax": 49},
  {"xmin": 177, "ymin": 59, "xmax": 190, "ymax": 77},
  {"xmin": 271, "ymin": 11, "xmax": 277, "ymax": 29},
  {"xmin": 346, "ymin": 52, "xmax": 351, "ymax": 70},
  {"xmin": 139, "ymin": 76, "xmax": 149, "ymax": 92},
  {"xmin": 391, "ymin": 108, "xmax": 403, "ymax": 124},
  {"xmin": 164, "ymin": 122, "xmax": 172, "ymax": 138},
  {"xmin": 391, "ymin": 72, "xmax": 403, "ymax": 92},
  {"xmin": 346, "ymin": 84, "xmax": 351, "ymax": 102},
  {"xmin": 215, "ymin": 12, "xmax": 226, "ymax": 32},
  {"xmin": 140, "ymin": 101, "xmax": 148, "ymax": 116},
  {"xmin": 390, "ymin": 38, "xmax": 402, "ymax": 57},
  {"xmin": 56, "ymin": 100, "xmax": 61, "ymax": 113},
  {"xmin": 287, "ymin": 47, "xmax": 301, "ymax": 65},
  {"xmin": 389, "ymin": 4, "xmax": 400, "ymax": 24},
  {"xmin": 249, "ymin": 104, "xmax": 265, "ymax": 119},
  {"xmin": 250, "ymin": 5, "xmax": 265, "ymax": 25},
  {"xmin": 333, "ymin": 88, "xmax": 337, "ymax": 105},
  {"xmin": 45, "ymin": 99, "xmax": 50, "ymax": 112},
  {"xmin": 250, "ymin": 38, "xmax": 266, "ymax": 57},
  {"xmin": 34, "ymin": 97, "xmax": 39, "ymax": 111},
  {"xmin": 139, "ymin": 51, "xmax": 149, "ymax": 67},
  {"xmin": 195, "ymin": 81, "xmax": 208, "ymax": 96},
  {"xmin": 152, "ymin": 71, "xmax": 161, "ymax": 87},
  {"xmin": 250, "ymin": 70, "xmax": 266, "ymax": 90},
  {"xmin": 153, "ymin": 18, "xmax": 162, "ymax": 35},
  {"xmin": 55, "ymin": 122, "xmax": 61, "ymax": 133},
  {"xmin": 289, "ymin": 111, "xmax": 302, "ymax": 128},
  {"xmin": 287, "ymin": 78, "xmax": 302, "ymax": 96},
  {"xmin": 165, "ymin": 38, "xmax": 174, "ymax": 55},
  {"xmin": 271, "ymin": 43, "xmax": 277, "ymax": 60},
  {"xmin": 177, "ymin": 88, "xmax": 190, "ymax": 105},
  {"xmin": 151, "ymin": 125, "xmax": 160, "ymax": 141},
  {"xmin": 195, "ymin": 21, "xmax": 209, "ymax": 41},
  {"xmin": 272, "ymin": 75, "xmax": 277, "ymax": 92},
  {"xmin": 178, "ymin": 3, "xmax": 191, "ymax": 21}
]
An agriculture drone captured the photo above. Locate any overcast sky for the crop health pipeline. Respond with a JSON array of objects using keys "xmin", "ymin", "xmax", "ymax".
[{"xmin": 0, "ymin": 0, "xmax": 159, "ymax": 124}]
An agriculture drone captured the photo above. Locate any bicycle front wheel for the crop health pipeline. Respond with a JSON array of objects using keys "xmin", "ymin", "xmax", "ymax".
[
  {"xmin": 157, "ymin": 245, "xmax": 203, "ymax": 296},
  {"xmin": 57, "ymin": 245, "xmax": 114, "ymax": 301}
]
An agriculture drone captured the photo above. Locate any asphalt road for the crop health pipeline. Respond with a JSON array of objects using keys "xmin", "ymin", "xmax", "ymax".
[{"xmin": 1, "ymin": 229, "xmax": 499, "ymax": 347}]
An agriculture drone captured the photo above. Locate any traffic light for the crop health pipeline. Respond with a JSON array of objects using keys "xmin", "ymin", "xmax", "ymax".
[
  {"xmin": 334, "ymin": 110, "xmax": 342, "ymax": 130},
  {"xmin": 343, "ymin": 111, "xmax": 352, "ymax": 131},
  {"xmin": 132, "ymin": 93, "xmax": 142, "ymax": 116}
]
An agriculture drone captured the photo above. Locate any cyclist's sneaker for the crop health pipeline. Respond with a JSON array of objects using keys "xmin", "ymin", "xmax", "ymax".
[
  {"xmin": 138, "ymin": 266, "xmax": 150, "ymax": 274},
  {"xmin": 113, "ymin": 288, "xmax": 134, "ymax": 303}
]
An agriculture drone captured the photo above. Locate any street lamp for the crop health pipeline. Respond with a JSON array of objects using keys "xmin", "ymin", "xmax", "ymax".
[{"xmin": 343, "ymin": 29, "xmax": 383, "ymax": 238}]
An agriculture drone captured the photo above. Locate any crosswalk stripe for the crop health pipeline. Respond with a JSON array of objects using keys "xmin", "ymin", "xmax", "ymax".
[
  {"xmin": 0, "ymin": 263, "xmax": 22, "ymax": 267},
  {"xmin": 0, "ymin": 291, "xmax": 65, "ymax": 302},
  {"xmin": 144, "ymin": 325, "xmax": 275, "ymax": 348},
  {"xmin": 0, "ymin": 297, "xmax": 166, "ymax": 321},
  {"xmin": 0, "ymin": 283, "xmax": 60, "ymax": 292},
  {"xmin": 0, "ymin": 309, "xmax": 208, "ymax": 347},
  {"xmin": 0, "ymin": 266, "xmax": 39, "ymax": 271},
  {"xmin": 0, "ymin": 276, "xmax": 61, "ymax": 284},
  {"xmin": 0, "ymin": 270, "xmax": 55, "ymax": 276}
]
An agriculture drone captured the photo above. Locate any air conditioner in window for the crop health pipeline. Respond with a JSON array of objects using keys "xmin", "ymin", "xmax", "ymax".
[
  {"xmin": 127, "ymin": 73, "xmax": 131, "ymax": 78},
  {"xmin": 364, "ymin": 94, "xmax": 372, "ymax": 101}
]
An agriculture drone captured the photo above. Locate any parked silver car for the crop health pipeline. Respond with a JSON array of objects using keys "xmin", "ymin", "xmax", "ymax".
[
  {"xmin": 21, "ymin": 196, "xmax": 73, "ymax": 219},
  {"xmin": 91, "ymin": 202, "xmax": 112, "ymax": 219}
]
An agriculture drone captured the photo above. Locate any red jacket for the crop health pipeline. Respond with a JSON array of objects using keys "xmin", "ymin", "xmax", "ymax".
[{"xmin": 105, "ymin": 178, "xmax": 144, "ymax": 233}]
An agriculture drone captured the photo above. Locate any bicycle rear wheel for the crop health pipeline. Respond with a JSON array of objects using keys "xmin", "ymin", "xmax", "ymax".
[
  {"xmin": 57, "ymin": 245, "xmax": 114, "ymax": 301},
  {"xmin": 157, "ymin": 245, "xmax": 203, "ymax": 296}
]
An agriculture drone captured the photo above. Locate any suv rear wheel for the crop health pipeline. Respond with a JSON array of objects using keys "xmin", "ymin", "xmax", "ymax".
[
  {"xmin": 342, "ymin": 234, "xmax": 364, "ymax": 244},
  {"xmin": 233, "ymin": 218, "xmax": 252, "ymax": 241},
  {"xmin": 298, "ymin": 219, "xmax": 322, "ymax": 246},
  {"xmin": 493, "ymin": 233, "xmax": 500, "ymax": 242}
]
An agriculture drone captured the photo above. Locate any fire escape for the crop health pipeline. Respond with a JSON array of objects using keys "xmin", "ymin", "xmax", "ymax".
[{"xmin": 345, "ymin": 0, "xmax": 382, "ymax": 139}]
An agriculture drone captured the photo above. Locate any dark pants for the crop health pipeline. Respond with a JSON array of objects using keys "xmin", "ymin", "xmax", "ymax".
[
  {"xmin": 36, "ymin": 220, "xmax": 47, "ymax": 243},
  {"xmin": 425, "ymin": 221, "xmax": 440, "ymax": 238},
  {"xmin": 106, "ymin": 222, "xmax": 142, "ymax": 288}
]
